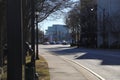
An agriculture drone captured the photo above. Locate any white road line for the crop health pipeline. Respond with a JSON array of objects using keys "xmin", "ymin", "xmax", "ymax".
[{"xmin": 61, "ymin": 56, "xmax": 106, "ymax": 80}]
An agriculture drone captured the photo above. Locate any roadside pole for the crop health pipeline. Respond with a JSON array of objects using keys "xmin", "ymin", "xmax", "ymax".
[
  {"xmin": 7, "ymin": 0, "xmax": 24, "ymax": 80},
  {"xmin": 35, "ymin": 13, "xmax": 39, "ymax": 60},
  {"xmin": 31, "ymin": 0, "xmax": 36, "ymax": 79}
]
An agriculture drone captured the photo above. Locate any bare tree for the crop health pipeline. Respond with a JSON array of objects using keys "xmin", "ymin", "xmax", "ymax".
[
  {"xmin": 23, "ymin": 0, "xmax": 78, "ymax": 42},
  {"xmin": 65, "ymin": 0, "xmax": 97, "ymax": 47},
  {"xmin": 36, "ymin": 0, "xmax": 79, "ymax": 22},
  {"xmin": 65, "ymin": 3, "xmax": 81, "ymax": 46}
]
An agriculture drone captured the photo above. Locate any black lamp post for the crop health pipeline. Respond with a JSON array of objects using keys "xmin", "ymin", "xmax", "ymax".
[
  {"xmin": 90, "ymin": 8, "xmax": 97, "ymax": 48},
  {"xmin": 35, "ymin": 11, "xmax": 39, "ymax": 60}
]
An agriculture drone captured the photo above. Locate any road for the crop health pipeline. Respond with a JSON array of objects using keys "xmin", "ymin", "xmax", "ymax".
[{"xmin": 39, "ymin": 44, "xmax": 120, "ymax": 80}]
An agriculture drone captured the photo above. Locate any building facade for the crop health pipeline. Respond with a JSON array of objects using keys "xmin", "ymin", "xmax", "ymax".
[
  {"xmin": 46, "ymin": 24, "xmax": 70, "ymax": 42},
  {"xmin": 80, "ymin": 0, "xmax": 120, "ymax": 48},
  {"xmin": 97, "ymin": 0, "xmax": 120, "ymax": 48}
]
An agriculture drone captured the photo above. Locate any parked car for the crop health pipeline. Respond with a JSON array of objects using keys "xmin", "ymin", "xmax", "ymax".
[
  {"xmin": 43, "ymin": 42, "xmax": 50, "ymax": 45},
  {"xmin": 62, "ymin": 40, "xmax": 68, "ymax": 45},
  {"xmin": 50, "ymin": 41, "xmax": 56, "ymax": 44}
]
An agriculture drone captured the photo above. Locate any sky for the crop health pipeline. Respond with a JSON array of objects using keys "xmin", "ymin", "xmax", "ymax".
[
  {"xmin": 38, "ymin": 0, "xmax": 79, "ymax": 32},
  {"xmin": 38, "ymin": 14, "xmax": 66, "ymax": 32}
]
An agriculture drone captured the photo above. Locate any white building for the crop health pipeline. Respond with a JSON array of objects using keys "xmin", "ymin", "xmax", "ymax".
[{"xmin": 46, "ymin": 24, "xmax": 70, "ymax": 42}]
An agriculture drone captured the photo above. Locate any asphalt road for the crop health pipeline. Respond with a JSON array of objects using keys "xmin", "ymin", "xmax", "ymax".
[{"xmin": 39, "ymin": 44, "xmax": 120, "ymax": 80}]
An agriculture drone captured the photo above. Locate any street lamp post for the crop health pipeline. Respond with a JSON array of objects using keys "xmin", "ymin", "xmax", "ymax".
[
  {"xmin": 35, "ymin": 11, "xmax": 39, "ymax": 60},
  {"xmin": 90, "ymin": 8, "xmax": 97, "ymax": 48}
]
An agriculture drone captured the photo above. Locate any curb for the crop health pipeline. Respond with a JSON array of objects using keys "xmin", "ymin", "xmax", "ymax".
[{"xmin": 61, "ymin": 56, "xmax": 105, "ymax": 80}]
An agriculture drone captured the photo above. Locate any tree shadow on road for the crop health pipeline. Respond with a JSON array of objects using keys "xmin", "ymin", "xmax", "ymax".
[
  {"xmin": 44, "ymin": 47, "xmax": 85, "ymax": 55},
  {"xmin": 76, "ymin": 53, "xmax": 120, "ymax": 65},
  {"xmin": 44, "ymin": 47, "xmax": 120, "ymax": 65}
]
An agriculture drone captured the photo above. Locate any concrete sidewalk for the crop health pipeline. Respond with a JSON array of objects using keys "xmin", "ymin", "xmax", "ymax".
[{"xmin": 41, "ymin": 52, "xmax": 87, "ymax": 80}]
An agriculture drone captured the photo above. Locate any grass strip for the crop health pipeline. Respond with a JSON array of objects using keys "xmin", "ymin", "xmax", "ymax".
[
  {"xmin": 0, "ymin": 56, "xmax": 50, "ymax": 80},
  {"xmin": 36, "ymin": 56, "xmax": 50, "ymax": 80}
]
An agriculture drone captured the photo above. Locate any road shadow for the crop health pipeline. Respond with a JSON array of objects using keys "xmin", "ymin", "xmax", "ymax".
[
  {"xmin": 44, "ymin": 47, "xmax": 120, "ymax": 65},
  {"xmin": 44, "ymin": 47, "xmax": 86, "ymax": 55},
  {"xmin": 74, "ymin": 48, "xmax": 120, "ymax": 65},
  {"xmin": 76, "ymin": 53, "xmax": 120, "ymax": 65}
]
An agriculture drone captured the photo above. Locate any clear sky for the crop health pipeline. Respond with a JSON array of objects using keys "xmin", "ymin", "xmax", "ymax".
[
  {"xmin": 38, "ymin": 13, "xmax": 66, "ymax": 32},
  {"xmin": 38, "ymin": 15, "xmax": 65, "ymax": 31}
]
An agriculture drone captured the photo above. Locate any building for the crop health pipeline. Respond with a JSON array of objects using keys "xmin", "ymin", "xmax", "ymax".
[
  {"xmin": 46, "ymin": 24, "xmax": 70, "ymax": 42},
  {"xmin": 80, "ymin": 0, "xmax": 120, "ymax": 48},
  {"xmin": 97, "ymin": 0, "xmax": 120, "ymax": 48}
]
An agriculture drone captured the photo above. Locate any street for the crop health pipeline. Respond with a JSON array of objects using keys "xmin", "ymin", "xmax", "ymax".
[{"xmin": 39, "ymin": 44, "xmax": 120, "ymax": 80}]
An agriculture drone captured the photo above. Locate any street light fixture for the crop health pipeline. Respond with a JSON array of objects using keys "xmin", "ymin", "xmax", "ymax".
[{"xmin": 91, "ymin": 8, "xmax": 94, "ymax": 11}]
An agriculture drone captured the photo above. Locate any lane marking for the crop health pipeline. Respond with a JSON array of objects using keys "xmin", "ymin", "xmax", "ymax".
[{"xmin": 61, "ymin": 56, "xmax": 106, "ymax": 80}]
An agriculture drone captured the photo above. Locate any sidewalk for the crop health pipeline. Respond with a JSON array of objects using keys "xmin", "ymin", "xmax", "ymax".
[{"xmin": 41, "ymin": 52, "xmax": 87, "ymax": 80}]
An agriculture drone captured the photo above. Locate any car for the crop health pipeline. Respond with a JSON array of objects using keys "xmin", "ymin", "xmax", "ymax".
[
  {"xmin": 50, "ymin": 41, "xmax": 56, "ymax": 44},
  {"xmin": 62, "ymin": 40, "xmax": 68, "ymax": 45},
  {"xmin": 43, "ymin": 42, "xmax": 50, "ymax": 45}
]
